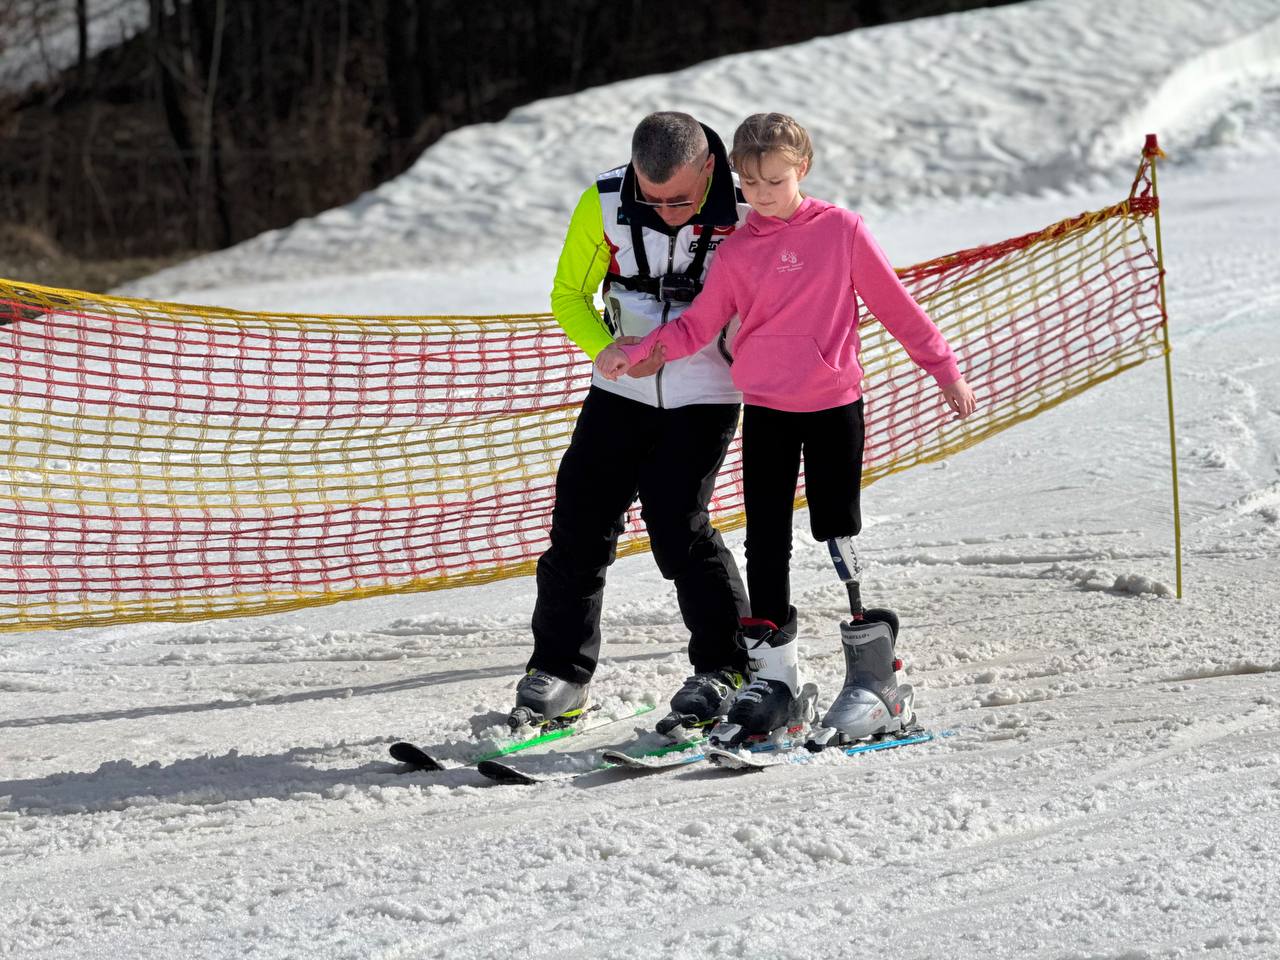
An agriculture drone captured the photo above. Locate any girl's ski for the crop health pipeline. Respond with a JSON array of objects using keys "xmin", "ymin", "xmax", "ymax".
[{"xmin": 705, "ymin": 728, "xmax": 936, "ymax": 771}]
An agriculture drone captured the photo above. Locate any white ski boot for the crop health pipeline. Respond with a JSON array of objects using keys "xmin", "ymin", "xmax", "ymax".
[{"xmin": 710, "ymin": 608, "xmax": 816, "ymax": 748}]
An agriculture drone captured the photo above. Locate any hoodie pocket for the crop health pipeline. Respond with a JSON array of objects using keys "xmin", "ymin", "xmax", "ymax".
[{"xmin": 732, "ymin": 335, "xmax": 838, "ymax": 402}]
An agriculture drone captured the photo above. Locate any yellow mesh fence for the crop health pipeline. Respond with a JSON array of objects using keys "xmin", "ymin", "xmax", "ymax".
[{"xmin": 0, "ymin": 145, "xmax": 1168, "ymax": 632}]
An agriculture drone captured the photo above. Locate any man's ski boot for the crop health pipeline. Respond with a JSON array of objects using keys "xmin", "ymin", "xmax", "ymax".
[
  {"xmin": 655, "ymin": 667, "xmax": 745, "ymax": 740},
  {"xmin": 507, "ymin": 669, "xmax": 590, "ymax": 732},
  {"xmin": 709, "ymin": 608, "xmax": 816, "ymax": 749},
  {"xmin": 807, "ymin": 609, "xmax": 917, "ymax": 751}
]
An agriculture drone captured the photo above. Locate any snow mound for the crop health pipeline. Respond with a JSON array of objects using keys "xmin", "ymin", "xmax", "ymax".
[{"xmin": 1039, "ymin": 564, "xmax": 1173, "ymax": 597}]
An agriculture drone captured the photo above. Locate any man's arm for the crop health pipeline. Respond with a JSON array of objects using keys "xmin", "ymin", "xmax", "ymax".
[{"xmin": 550, "ymin": 186, "xmax": 615, "ymax": 359}]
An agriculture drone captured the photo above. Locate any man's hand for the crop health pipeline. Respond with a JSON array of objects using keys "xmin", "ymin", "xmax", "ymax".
[
  {"xmin": 941, "ymin": 377, "xmax": 977, "ymax": 418},
  {"xmin": 595, "ymin": 344, "xmax": 633, "ymax": 381},
  {"xmin": 616, "ymin": 336, "xmax": 665, "ymax": 378}
]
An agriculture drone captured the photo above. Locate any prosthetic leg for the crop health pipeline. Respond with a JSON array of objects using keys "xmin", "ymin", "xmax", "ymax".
[{"xmin": 810, "ymin": 537, "xmax": 916, "ymax": 748}]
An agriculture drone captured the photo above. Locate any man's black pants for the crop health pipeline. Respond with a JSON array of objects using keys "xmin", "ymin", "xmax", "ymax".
[
  {"xmin": 530, "ymin": 386, "xmax": 749, "ymax": 685},
  {"xmin": 742, "ymin": 400, "xmax": 865, "ymax": 628}
]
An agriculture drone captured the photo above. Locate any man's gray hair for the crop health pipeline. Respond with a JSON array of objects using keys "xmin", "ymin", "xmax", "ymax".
[{"xmin": 631, "ymin": 112, "xmax": 708, "ymax": 184}]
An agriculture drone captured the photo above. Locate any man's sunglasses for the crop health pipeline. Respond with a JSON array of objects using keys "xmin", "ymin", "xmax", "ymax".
[
  {"xmin": 632, "ymin": 155, "xmax": 709, "ymax": 209},
  {"xmin": 633, "ymin": 181, "xmax": 698, "ymax": 209}
]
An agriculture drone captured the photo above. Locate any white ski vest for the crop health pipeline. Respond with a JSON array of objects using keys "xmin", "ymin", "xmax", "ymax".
[{"xmin": 593, "ymin": 131, "xmax": 750, "ymax": 408}]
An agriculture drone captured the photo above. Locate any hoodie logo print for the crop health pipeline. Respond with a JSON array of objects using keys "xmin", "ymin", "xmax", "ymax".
[{"xmin": 778, "ymin": 249, "xmax": 803, "ymax": 273}]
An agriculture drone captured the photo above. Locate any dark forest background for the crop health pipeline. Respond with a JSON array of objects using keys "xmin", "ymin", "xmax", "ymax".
[{"xmin": 0, "ymin": 0, "xmax": 1018, "ymax": 289}]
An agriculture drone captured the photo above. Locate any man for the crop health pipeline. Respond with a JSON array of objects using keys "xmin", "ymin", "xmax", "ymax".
[{"xmin": 511, "ymin": 112, "xmax": 751, "ymax": 737}]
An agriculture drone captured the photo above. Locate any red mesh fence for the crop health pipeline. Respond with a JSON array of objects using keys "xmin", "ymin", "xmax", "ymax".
[{"xmin": 0, "ymin": 147, "xmax": 1167, "ymax": 631}]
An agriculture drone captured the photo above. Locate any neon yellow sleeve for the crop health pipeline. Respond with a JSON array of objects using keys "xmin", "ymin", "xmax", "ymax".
[{"xmin": 550, "ymin": 186, "xmax": 615, "ymax": 359}]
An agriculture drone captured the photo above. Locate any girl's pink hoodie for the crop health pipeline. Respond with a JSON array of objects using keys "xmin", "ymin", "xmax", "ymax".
[{"xmin": 620, "ymin": 197, "xmax": 961, "ymax": 412}]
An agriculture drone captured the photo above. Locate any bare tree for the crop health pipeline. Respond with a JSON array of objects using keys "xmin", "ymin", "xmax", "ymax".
[
  {"xmin": 196, "ymin": 0, "xmax": 226, "ymax": 248},
  {"xmin": 76, "ymin": 0, "xmax": 89, "ymax": 88}
]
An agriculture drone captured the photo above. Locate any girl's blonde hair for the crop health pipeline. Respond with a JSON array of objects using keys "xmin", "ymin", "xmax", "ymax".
[{"xmin": 729, "ymin": 113, "xmax": 814, "ymax": 176}]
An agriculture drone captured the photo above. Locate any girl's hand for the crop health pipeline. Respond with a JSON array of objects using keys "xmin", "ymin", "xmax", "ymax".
[
  {"xmin": 595, "ymin": 344, "xmax": 632, "ymax": 381},
  {"xmin": 616, "ymin": 336, "xmax": 666, "ymax": 378},
  {"xmin": 942, "ymin": 377, "xmax": 977, "ymax": 418}
]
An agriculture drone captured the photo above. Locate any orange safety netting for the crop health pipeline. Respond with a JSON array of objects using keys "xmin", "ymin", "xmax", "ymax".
[{"xmin": 0, "ymin": 145, "xmax": 1168, "ymax": 632}]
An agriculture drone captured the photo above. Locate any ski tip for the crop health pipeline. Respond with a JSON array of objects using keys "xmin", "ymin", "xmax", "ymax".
[
  {"xmin": 476, "ymin": 759, "xmax": 543, "ymax": 785},
  {"xmin": 388, "ymin": 741, "xmax": 445, "ymax": 771},
  {"xmin": 704, "ymin": 746, "xmax": 772, "ymax": 771}
]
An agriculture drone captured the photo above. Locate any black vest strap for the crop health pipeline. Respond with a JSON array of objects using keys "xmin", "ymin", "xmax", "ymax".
[
  {"xmin": 606, "ymin": 224, "xmax": 717, "ymax": 302},
  {"xmin": 630, "ymin": 220, "xmax": 651, "ymax": 278},
  {"xmin": 604, "ymin": 273, "xmax": 660, "ymax": 295}
]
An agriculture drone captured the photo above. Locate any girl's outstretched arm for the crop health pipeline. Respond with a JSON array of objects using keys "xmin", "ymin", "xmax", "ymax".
[
  {"xmin": 850, "ymin": 215, "xmax": 962, "ymax": 388},
  {"xmin": 616, "ymin": 255, "xmax": 740, "ymax": 369}
]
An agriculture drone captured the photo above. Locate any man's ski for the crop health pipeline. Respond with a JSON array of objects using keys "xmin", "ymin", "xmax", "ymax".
[
  {"xmin": 474, "ymin": 689, "xmax": 821, "ymax": 786},
  {"xmin": 389, "ymin": 703, "xmax": 655, "ymax": 772},
  {"xmin": 479, "ymin": 729, "xmax": 809, "ymax": 785},
  {"xmin": 388, "ymin": 741, "xmax": 448, "ymax": 771},
  {"xmin": 476, "ymin": 732, "xmax": 714, "ymax": 785},
  {"xmin": 475, "ymin": 758, "xmax": 556, "ymax": 785},
  {"xmin": 706, "ymin": 728, "xmax": 935, "ymax": 771}
]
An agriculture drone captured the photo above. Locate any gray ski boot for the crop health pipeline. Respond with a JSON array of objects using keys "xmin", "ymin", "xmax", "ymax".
[
  {"xmin": 808, "ymin": 610, "xmax": 916, "ymax": 750},
  {"xmin": 508, "ymin": 669, "xmax": 590, "ymax": 731}
]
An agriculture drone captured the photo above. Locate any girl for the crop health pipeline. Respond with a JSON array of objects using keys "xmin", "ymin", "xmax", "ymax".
[{"xmin": 596, "ymin": 113, "xmax": 976, "ymax": 744}]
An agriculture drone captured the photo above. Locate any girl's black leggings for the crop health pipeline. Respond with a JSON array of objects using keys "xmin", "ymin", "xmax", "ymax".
[{"xmin": 742, "ymin": 399, "xmax": 864, "ymax": 626}]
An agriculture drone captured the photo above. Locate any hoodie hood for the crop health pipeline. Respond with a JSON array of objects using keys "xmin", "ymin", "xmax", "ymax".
[{"xmin": 746, "ymin": 196, "xmax": 831, "ymax": 236}]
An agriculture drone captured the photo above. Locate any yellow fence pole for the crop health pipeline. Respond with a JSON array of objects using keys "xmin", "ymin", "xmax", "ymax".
[{"xmin": 1144, "ymin": 133, "xmax": 1184, "ymax": 599}]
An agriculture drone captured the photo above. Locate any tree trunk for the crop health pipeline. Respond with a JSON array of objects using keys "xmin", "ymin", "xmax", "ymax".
[
  {"xmin": 75, "ymin": 0, "xmax": 88, "ymax": 90},
  {"xmin": 197, "ymin": 0, "xmax": 227, "ymax": 248}
]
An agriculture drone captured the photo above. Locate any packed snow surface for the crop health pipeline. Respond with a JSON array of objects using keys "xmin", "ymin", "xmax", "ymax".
[{"xmin": 4, "ymin": 1, "xmax": 1280, "ymax": 957}]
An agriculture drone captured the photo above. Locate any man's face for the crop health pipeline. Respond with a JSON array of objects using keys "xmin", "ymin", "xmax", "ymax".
[{"xmin": 633, "ymin": 152, "xmax": 714, "ymax": 227}]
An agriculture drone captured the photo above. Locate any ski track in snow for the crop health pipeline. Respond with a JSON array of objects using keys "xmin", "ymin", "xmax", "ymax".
[{"xmin": 5, "ymin": 0, "xmax": 1280, "ymax": 957}]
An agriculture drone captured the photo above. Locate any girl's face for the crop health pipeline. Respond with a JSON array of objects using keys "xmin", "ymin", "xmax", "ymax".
[{"xmin": 738, "ymin": 150, "xmax": 809, "ymax": 220}]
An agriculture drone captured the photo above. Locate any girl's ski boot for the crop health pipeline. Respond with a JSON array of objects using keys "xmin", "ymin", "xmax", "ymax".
[
  {"xmin": 709, "ymin": 607, "xmax": 816, "ymax": 748},
  {"xmin": 807, "ymin": 608, "xmax": 916, "ymax": 750}
]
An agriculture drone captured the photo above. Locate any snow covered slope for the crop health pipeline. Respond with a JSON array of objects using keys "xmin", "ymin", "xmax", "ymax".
[
  {"xmin": 3, "ymin": 0, "xmax": 1280, "ymax": 957},
  {"xmin": 122, "ymin": 0, "xmax": 1280, "ymax": 299}
]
